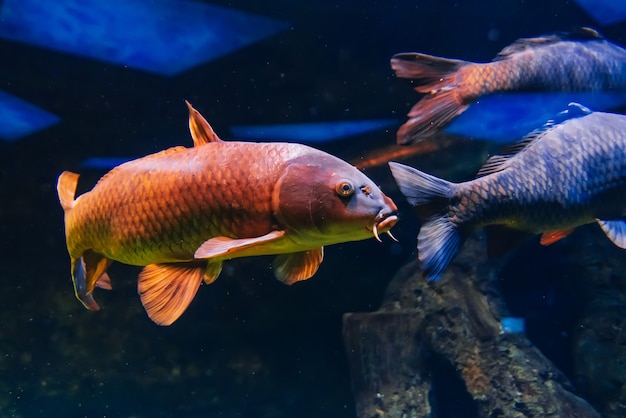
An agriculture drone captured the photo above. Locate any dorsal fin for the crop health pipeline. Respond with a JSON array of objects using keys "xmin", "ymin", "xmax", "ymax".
[
  {"xmin": 475, "ymin": 139, "xmax": 534, "ymax": 177},
  {"xmin": 476, "ymin": 102, "xmax": 592, "ymax": 177},
  {"xmin": 494, "ymin": 27, "xmax": 603, "ymax": 61},
  {"xmin": 185, "ymin": 100, "xmax": 222, "ymax": 146},
  {"xmin": 569, "ymin": 27, "xmax": 604, "ymax": 40},
  {"xmin": 57, "ymin": 171, "xmax": 80, "ymax": 212}
]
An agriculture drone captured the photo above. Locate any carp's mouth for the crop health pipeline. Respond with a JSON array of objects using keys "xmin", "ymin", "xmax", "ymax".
[{"xmin": 370, "ymin": 212, "xmax": 399, "ymax": 242}]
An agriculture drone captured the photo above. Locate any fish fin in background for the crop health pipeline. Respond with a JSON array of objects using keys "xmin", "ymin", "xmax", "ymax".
[
  {"xmin": 194, "ymin": 230, "xmax": 286, "ymax": 259},
  {"xmin": 540, "ymin": 228, "xmax": 575, "ymax": 245},
  {"xmin": 138, "ymin": 263, "xmax": 204, "ymax": 326},
  {"xmin": 558, "ymin": 102, "xmax": 593, "ymax": 119},
  {"xmin": 72, "ymin": 258, "xmax": 101, "ymax": 311},
  {"xmin": 185, "ymin": 100, "xmax": 222, "ymax": 146},
  {"xmin": 273, "ymin": 248, "xmax": 324, "ymax": 285},
  {"xmin": 95, "ymin": 272, "xmax": 113, "ymax": 290},
  {"xmin": 391, "ymin": 53, "xmax": 468, "ymax": 92},
  {"xmin": 388, "ymin": 162, "xmax": 461, "ymax": 282},
  {"xmin": 71, "ymin": 250, "xmax": 112, "ymax": 311},
  {"xmin": 484, "ymin": 225, "xmax": 534, "ymax": 258},
  {"xmin": 597, "ymin": 219, "xmax": 626, "ymax": 249},
  {"xmin": 203, "ymin": 260, "xmax": 223, "ymax": 285},
  {"xmin": 475, "ymin": 102, "xmax": 593, "ymax": 176},
  {"xmin": 493, "ymin": 27, "xmax": 602, "ymax": 61},
  {"xmin": 82, "ymin": 250, "xmax": 112, "ymax": 291},
  {"xmin": 57, "ymin": 171, "xmax": 80, "ymax": 211},
  {"xmin": 391, "ymin": 53, "xmax": 471, "ymax": 143},
  {"xmin": 571, "ymin": 27, "xmax": 603, "ymax": 40}
]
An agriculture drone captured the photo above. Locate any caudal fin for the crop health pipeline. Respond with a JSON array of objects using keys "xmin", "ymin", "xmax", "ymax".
[
  {"xmin": 389, "ymin": 162, "xmax": 464, "ymax": 281},
  {"xmin": 57, "ymin": 171, "xmax": 80, "ymax": 212},
  {"xmin": 391, "ymin": 53, "xmax": 471, "ymax": 144}
]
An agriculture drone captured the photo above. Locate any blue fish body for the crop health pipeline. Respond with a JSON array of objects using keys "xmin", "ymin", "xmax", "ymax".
[{"xmin": 390, "ymin": 103, "xmax": 626, "ymax": 281}]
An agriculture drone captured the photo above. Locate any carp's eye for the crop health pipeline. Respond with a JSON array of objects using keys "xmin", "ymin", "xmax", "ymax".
[{"xmin": 335, "ymin": 180, "xmax": 355, "ymax": 197}]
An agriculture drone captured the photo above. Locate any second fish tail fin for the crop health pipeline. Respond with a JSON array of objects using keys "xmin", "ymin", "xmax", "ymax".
[
  {"xmin": 391, "ymin": 53, "xmax": 471, "ymax": 144},
  {"xmin": 388, "ymin": 162, "xmax": 464, "ymax": 282},
  {"xmin": 57, "ymin": 171, "xmax": 80, "ymax": 212},
  {"xmin": 416, "ymin": 214, "xmax": 464, "ymax": 282}
]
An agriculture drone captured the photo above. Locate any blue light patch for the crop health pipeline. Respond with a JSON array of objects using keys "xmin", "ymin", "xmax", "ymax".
[
  {"xmin": 445, "ymin": 92, "xmax": 626, "ymax": 143},
  {"xmin": 230, "ymin": 119, "xmax": 398, "ymax": 143},
  {"xmin": 500, "ymin": 317, "xmax": 525, "ymax": 335},
  {"xmin": 81, "ymin": 157, "xmax": 133, "ymax": 169},
  {"xmin": 0, "ymin": 0, "xmax": 289, "ymax": 75},
  {"xmin": 0, "ymin": 90, "xmax": 59, "ymax": 141},
  {"xmin": 573, "ymin": 0, "xmax": 626, "ymax": 26}
]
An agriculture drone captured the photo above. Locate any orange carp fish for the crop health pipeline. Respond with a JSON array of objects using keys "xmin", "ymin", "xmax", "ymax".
[
  {"xmin": 391, "ymin": 27, "xmax": 626, "ymax": 144},
  {"xmin": 57, "ymin": 102, "xmax": 398, "ymax": 325}
]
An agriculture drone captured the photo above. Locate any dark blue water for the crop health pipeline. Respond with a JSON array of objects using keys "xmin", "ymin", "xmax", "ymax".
[{"xmin": 2, "ymin": 0, "xmax": 625, "ymax": 417}]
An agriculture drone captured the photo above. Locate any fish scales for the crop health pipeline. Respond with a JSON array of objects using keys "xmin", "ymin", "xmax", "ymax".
[
  {"xmin": 58, "ymin": 103, "xmax": 398, "ymax": 325},
  {"xmin": 390, "ymin": 105, "xmax": 626, "ymax": 282},
  {"xmin": 391, "ymin": 27, "xmax": 626, "ymax": 143},
  {"xmin": 467, "ymin": 39, "xmax": 626, "ymax": 94},
  {"xmin": 457, "ymin": 115, "xmax": 626, "ymax": 229},
  {"xmin": 67, "ymin": 142, "xmax": 307, "ymax": 265}
]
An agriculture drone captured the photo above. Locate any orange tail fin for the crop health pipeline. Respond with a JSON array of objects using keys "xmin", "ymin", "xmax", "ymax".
[
  {"xmin": 391, "ymin": 53, "xmax": 471, "ymax": 144},
  {"xmin": 57, "ymin": 171, "xmax": 80, "ymax": 212}
]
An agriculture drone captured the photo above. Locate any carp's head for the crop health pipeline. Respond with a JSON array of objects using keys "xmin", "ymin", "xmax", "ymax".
[{"xmin": 272, "ymin": 153, "xmax": 398, "ymax": 246}]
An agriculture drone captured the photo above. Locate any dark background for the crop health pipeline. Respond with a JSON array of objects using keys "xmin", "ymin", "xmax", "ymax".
[{"xmin": 1, "ymin": 0, "xmax": 625, "ymax": 416}]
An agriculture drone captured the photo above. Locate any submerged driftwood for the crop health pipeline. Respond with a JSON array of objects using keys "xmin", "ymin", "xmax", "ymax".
[{"xmin": 343, "ymin": 234, "xmax": 602, "ymax": 418}]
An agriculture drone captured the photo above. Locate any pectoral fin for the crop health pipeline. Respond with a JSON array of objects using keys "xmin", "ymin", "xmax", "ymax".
[
  {"xmin": 194, "ymin": 230, "xmax": 286, "ymax": 259},
  {"xmin": 597, "ymin": 219, "xmax": 626, "ymax": 249},
  {"xmin": 540, "ymin": 228, "xmax": 575, "ymax": 246},
  {"xmin": 273, "ymin": 248, "xmax": 324, "ymax": 285},
  {"xmin": 138, "ymin": 263, "xmax": 204, "ymax": 326}
]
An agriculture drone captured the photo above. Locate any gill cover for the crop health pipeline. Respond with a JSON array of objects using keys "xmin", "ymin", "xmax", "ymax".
[
  {"xmin": 272, "ymin": 155, "xmax": 346, "ymax": 234},
  {"xmin": 273, "ymin": 153, "xmax": 393, "ymax": 242}
]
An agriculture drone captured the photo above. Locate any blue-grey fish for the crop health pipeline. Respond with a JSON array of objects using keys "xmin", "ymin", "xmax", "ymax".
[
  {"xmin": 389, "ymin": 103, "xmax": 626, "ymax": 281},
  {"xmin": 391, "ymin": 27, "xmax": 626, "ymax": 144}
]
